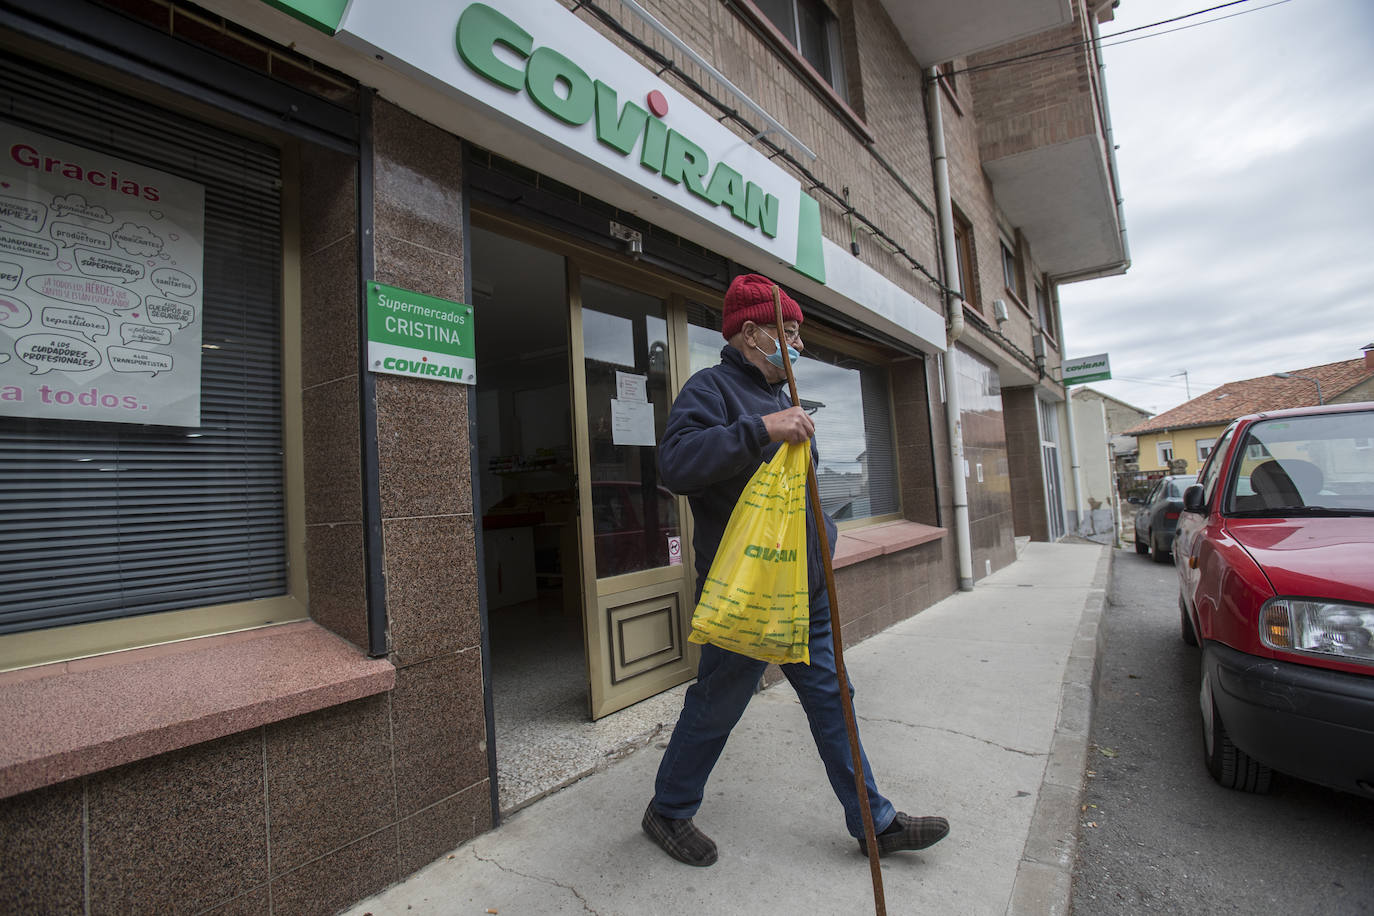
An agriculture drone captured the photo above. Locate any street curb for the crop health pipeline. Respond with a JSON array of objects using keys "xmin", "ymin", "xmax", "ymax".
[{"xmin": 1005, "ymin": 543, "xmax": 1113, "ymax": 916}]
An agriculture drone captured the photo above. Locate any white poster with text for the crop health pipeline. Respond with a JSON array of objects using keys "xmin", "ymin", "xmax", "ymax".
[{"xmin": 0, "ymin": 123, "xmax": 205, "ymax": 426}]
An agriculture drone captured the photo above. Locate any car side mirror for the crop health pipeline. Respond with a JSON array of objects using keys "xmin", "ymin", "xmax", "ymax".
[
  {"xmin": 1183, "ymin": 484, "xmax": 1206, "ymax": 513},
  {"xmin": 1127, "ymin": 496, "xmax": 1143, "ymax": 505}
]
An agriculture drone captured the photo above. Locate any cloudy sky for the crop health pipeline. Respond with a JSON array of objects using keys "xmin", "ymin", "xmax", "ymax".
[{"xmin": 1056, "ymin": 0, "xmax": 1374, "ymax": 415}]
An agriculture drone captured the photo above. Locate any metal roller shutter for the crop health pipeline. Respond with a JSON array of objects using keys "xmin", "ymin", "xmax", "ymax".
[{"xmin": 0, "ymin": 56, "xmax": 286, "ymax": 634}]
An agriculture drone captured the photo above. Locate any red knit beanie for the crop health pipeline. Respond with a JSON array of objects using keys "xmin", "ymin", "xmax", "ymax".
[{"xmin": 721, "ymin": 273, "xmax": 803, "ymax": 340}]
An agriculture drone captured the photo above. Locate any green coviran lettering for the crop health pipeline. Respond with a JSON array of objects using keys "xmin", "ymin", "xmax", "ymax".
[
  {"xmin": 381, "ymin": 357, "xmax": 464, "ymax": 379},
  {"xmin": 456, "ymin": 2, "xmax": 780, "ymax": 239},
  {"xmin": 526, "ymin": 46, "xmax": 594, "ymax": 125},
  {"xmin": 594, "ymin": 81, "xmax": 648, "ymax": 154},
  {"xmin": 705, "ymin": 162, "xmax": 747, "ymax": 221},
  {"xmin": 743, "ymin": 544, "xmax": 798, "ymax": 562},
  {"xmin": 456, "ymin": 3, "xmax": 530, "ymax": 91},
  {"xmin": 662, "ymin": 129, "xmax": 709, "ymax": 198}
]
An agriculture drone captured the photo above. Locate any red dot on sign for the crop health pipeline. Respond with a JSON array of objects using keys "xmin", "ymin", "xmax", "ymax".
[
  {"xmin": 647, "ymin": 90, "xmax": 669, "ymax": 118},
  {"xmin": 422, "ymin": 357, "xmax": 428, "ymax": 362}
]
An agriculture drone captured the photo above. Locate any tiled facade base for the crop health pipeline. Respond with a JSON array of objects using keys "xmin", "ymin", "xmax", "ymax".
[{"xmin": 0, "ymin": 692, "xmax": 493, "ymax": 916}]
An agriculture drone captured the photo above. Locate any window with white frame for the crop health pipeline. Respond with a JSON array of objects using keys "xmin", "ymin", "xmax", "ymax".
[
  {"xmin": 1000, "ymin": 237, "xmax": 1024, "ymax": 301},
  {"xmin": 1197, "ymin": 438, "xmax": 1217, "ymax": 461},
  {"xmin": 1157, "ymin": 441, "xmax": 1175, "ymax": 466},
  {"xmin": 751, "ymin": 0, "xmax": 849, "ymax": 100},
  {"xmin": 1035, "ymin": 279, "xmax": 1054, "ymax": 336},
  {"xmin": 952, "ymin": 210, "xmax": 976, "ymax": 308}
]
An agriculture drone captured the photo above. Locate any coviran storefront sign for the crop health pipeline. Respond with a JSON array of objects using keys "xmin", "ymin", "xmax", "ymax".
[{"xmin": 335, "ymin": 0, "xmax": 826, "ymax": 282}]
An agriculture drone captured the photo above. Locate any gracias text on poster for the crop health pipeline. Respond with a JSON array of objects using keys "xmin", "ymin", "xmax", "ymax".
[{"xmin": 0, "ymin": 123, "xmax": 205, "ymax": 426}]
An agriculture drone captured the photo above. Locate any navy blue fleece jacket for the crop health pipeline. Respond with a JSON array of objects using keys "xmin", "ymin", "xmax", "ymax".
[{"xmin": 658, "ymin": 345, "xmax": 837, "ymax": 604}]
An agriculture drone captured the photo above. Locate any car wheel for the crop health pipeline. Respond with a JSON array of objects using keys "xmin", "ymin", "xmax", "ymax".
[
  {"xmin": 1135, "ymin": 533, "xmax": 1148, "ymax": 555},
  {"xmin": 1150, "ymin": 532, "xmax": 1169, "ymax": 563},
  {"xmin": 1179, "ymin": 593, "xmax": 1198, "ymax": 647},
  {"xmin": 1200, "ymin": 664, "xmax": 1273, "ymax": 793}
]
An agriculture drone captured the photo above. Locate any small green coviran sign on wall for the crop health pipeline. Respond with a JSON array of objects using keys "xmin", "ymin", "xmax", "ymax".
[
  {"xmin": 1062, "ymin": 353, "xmax": 1112, "ymax": 386},
  {"xmin": 367, "ymin": 282, "xmax": 476, "ymax": 384}
]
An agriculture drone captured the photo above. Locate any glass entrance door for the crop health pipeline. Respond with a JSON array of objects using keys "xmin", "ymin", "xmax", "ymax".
[{"xmin": 572, "ymin": 273, "xmax": 699, "ymax": 718}]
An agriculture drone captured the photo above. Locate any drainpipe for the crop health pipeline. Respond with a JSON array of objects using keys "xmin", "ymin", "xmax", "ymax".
[
  {"xmin": 1053, "ymin": 284, "xmax": 1086, "ymax": 536},
  {"xmin": 926, "ymin": 67, "xmax": 973, "ymax": 591}
]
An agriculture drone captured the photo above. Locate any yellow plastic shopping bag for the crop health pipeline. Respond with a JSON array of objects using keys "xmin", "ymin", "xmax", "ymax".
[{"xmin": 688, "ymin": 441, "xmax": 811, "ymax": 664}]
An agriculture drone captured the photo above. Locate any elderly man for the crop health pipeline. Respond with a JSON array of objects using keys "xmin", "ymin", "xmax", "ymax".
[{"xmin": 641, "ymin": 273, "xmax": 949, "ymax": 867}]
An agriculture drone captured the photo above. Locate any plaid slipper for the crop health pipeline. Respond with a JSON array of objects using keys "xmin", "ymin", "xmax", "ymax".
[
  {"xmin": 858, "ymin": 812, "xmax": 950, "ymax": 857},
  {"xmin": 642, "ymin": 802, "xmax": 718, "ymax": 867}
]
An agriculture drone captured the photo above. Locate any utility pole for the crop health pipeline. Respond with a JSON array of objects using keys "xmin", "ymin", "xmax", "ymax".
[{"xmin": 1171, "ymin": 369, "xmax": 1191, "ymax": 400}]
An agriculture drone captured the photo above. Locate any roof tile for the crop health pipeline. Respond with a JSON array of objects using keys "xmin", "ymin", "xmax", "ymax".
[{"xmin": 1123, "ymin": 358, "xmax": 1373, "ymax": 435}]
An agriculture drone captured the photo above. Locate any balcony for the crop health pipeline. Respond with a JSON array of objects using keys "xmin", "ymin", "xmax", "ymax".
[
  {"xmin": 876, "ymin": 0, "xmax": 1075, "ymax": 66},
  {"xmin": 968, "ymin": 12, "xmax": 1126, "ymax": 278}
]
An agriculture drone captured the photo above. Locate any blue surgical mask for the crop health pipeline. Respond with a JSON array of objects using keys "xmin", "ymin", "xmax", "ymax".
[{"xmin": 755, "ymin": 330, "xmax": 800, "ymax": 368}]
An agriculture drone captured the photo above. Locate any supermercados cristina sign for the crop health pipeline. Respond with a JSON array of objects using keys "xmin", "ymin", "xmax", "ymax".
[{"xmin": 267, "ymin": 0, "xmax": 826, "ymax": 283}]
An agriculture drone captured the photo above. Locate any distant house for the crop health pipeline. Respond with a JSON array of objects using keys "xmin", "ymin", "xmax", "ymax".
[
  {"xmin": 1069, "ymin": 387, "xmax": 1151, "ymax": 542},
  {"xmin": 1124, "ymin": 357, "xmax": 1374, "ymax": 474}
]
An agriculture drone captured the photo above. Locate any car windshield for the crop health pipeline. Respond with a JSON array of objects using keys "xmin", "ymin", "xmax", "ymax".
[{"xmin": 1225, "ymin": 410, "xmax": 1374, "ymax": 516}]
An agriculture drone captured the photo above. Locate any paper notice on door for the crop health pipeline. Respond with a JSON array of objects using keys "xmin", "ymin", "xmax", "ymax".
[
  {"xmin": 610, "ymin": 397, "xmax": 655, "ymax": 446},
  {"xmin": 616, "ymin": 370, "xmax": 648, "ymax": 403}
]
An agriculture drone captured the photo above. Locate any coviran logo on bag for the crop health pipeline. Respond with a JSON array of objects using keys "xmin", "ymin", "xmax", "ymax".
[
  {"xmin": 689, "ymin": 442, "xmax": 811, "ymax": 664},
  {"xmin": 744, "ymin": 545, "xmax": 798, "ymax": 562}
]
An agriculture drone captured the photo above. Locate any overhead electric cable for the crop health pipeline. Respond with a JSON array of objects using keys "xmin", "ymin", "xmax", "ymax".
[{"xmin": 936, "ymin": 0, "xmax": 1294, "ymax": 80}]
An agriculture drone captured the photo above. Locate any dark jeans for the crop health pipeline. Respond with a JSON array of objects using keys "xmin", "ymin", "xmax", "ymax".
[{"xmin": 652, "ymin": 594, "xmax": 896, "ymax": 838}]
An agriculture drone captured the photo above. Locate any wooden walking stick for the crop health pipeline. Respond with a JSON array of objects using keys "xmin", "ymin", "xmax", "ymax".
[{"xmin": 772, "ymin": 285, "xmax": 886, "ymax": 916}]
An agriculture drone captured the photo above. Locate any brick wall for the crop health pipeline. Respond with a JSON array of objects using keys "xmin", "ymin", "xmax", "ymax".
[
  {"xmin": 967, "ymin": 3, "xmax": 1100, "ymax": 164},
  {"xmin": 567, "ymin": 0, "xmax": 945, "ymax": 310}
]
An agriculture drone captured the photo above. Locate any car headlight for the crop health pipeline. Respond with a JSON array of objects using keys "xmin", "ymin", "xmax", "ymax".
[{"xmin": 1260, "ymin": 598, "xmax": 1374, "ymax": 664}]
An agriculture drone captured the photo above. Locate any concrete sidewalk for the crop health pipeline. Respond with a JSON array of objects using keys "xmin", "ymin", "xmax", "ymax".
[{"xmin": 345, "ymin": 541, "xmax": 1110, "ymax": 916}]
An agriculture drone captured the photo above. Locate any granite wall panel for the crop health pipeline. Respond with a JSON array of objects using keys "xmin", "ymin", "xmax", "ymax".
[
  {"xmin": 397, "ymin": 779, "xmax": 493, "ymax": 876},
  {"xmin": 390, "ymin": 649, "xmax": 488, "ymax": 818},
  {"xmin": 265, "ymin": 695, "xmax": 395, "ymax": 875},
  {"xmin": 269, "ymin": 828, "xmax": 398, "ymax": 916},
  {"xmin": 0, "ymin": 780, "xmax": 84, "ymax": 915},
  {"xmin": 86, "ymin": 732, "xmax": 267, "ymax": 915}
]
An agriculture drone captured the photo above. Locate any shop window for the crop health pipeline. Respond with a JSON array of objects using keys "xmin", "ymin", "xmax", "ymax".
[
  {"xmin": 687, "ymin": 298, "xmax": 899, "ymax": 524},
  {"xmin": 793, "ymin": 338, "xmax": 899, "ymax": 523},
  {"xmin": 750, "ymin": 0, "xmax": 850, "ymax": 101},
  {"xmin": 0, "ymin": 59, "xmax": 294, "ymax": 645}
]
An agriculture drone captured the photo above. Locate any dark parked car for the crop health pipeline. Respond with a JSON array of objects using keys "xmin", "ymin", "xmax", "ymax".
[
  {"xmin": 1174, "ymin": 402, "xmax": 1374, "ymax": 796},
  {"xmin": 1131, "ymin": 474, "xmax": 1197, "ymax": 562}
]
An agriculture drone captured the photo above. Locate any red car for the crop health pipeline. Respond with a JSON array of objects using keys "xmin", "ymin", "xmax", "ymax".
[{"xmin": 1174, "ymin": 402, "xmax": 1374, "ymax": 796}]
